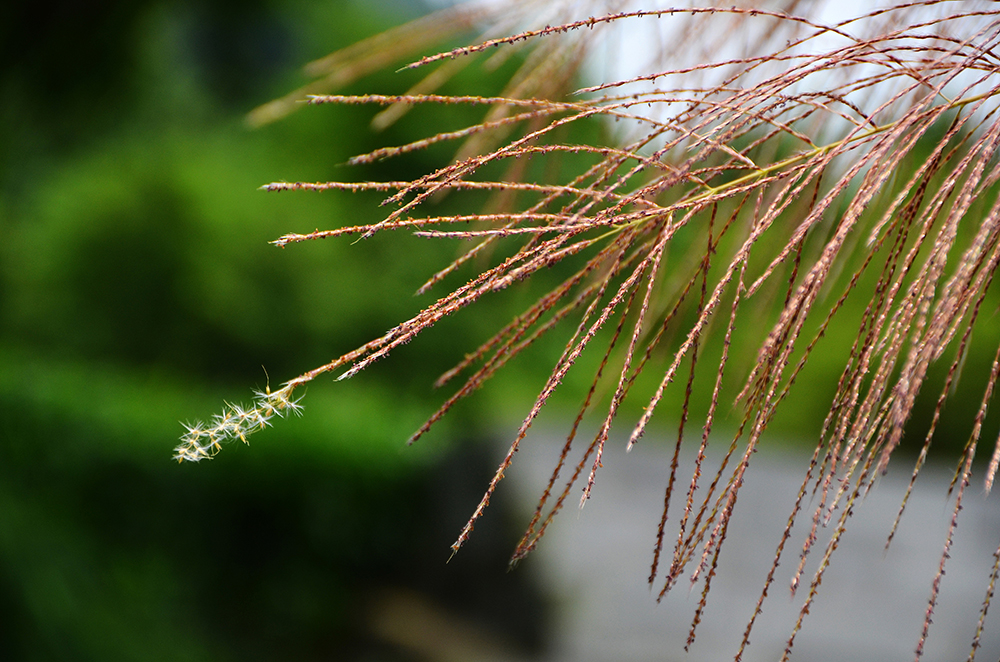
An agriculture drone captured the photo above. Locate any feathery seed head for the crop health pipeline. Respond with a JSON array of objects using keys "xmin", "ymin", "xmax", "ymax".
[{"xmin": 173, "ymin": 385, "xmax": 303, "ymax": 462}]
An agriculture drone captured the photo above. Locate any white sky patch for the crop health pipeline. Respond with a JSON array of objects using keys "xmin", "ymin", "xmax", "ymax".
[
  {"xmin": 559, "ymin": 1, "xmax": 999, "ymax": 152},
  {"xmin": 409, "ymin": 0, "xmax": 999, "ymax": 160}
]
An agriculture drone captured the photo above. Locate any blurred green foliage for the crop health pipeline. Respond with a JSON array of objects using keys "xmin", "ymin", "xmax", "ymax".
[{"xmin": 0, "ymin": 1, "xmax": 547, "ymax": 659}]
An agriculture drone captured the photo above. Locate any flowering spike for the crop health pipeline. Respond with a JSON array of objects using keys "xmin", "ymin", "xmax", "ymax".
[{"xmin": 173, "ymin": 385, "xmax": 304, "ymax": 462}]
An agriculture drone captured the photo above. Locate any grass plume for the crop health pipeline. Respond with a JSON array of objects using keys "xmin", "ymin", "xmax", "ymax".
[{"xmin": 181, "ymin": 1, "xmax": 1000, "ymax": 658}]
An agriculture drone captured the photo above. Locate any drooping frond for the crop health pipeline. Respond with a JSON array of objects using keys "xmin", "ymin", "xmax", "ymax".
[{"xmin": 180, "ymin": 2, "xmax": 1000, "ymax": 659}]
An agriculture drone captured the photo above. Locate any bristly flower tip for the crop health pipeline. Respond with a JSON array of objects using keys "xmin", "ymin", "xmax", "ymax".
[{"xmin": 173, "ymin": 385, "xmax": 303, "ymax": 462}]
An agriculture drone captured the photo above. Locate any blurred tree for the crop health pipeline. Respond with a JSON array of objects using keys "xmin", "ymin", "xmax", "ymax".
[{"xmin": 0, "ymin": 1, "xmax": 550, "ymax": 660}]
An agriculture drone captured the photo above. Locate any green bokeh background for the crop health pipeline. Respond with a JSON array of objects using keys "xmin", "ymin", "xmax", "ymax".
[{"xmin": 0, "ymin": 2, "xmax": 551, "ymax": 659}]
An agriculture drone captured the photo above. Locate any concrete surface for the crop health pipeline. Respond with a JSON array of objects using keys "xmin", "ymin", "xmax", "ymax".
[{"xmin": 501, "ymin": 431, "xmax": 1000, "ymax": 661}]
